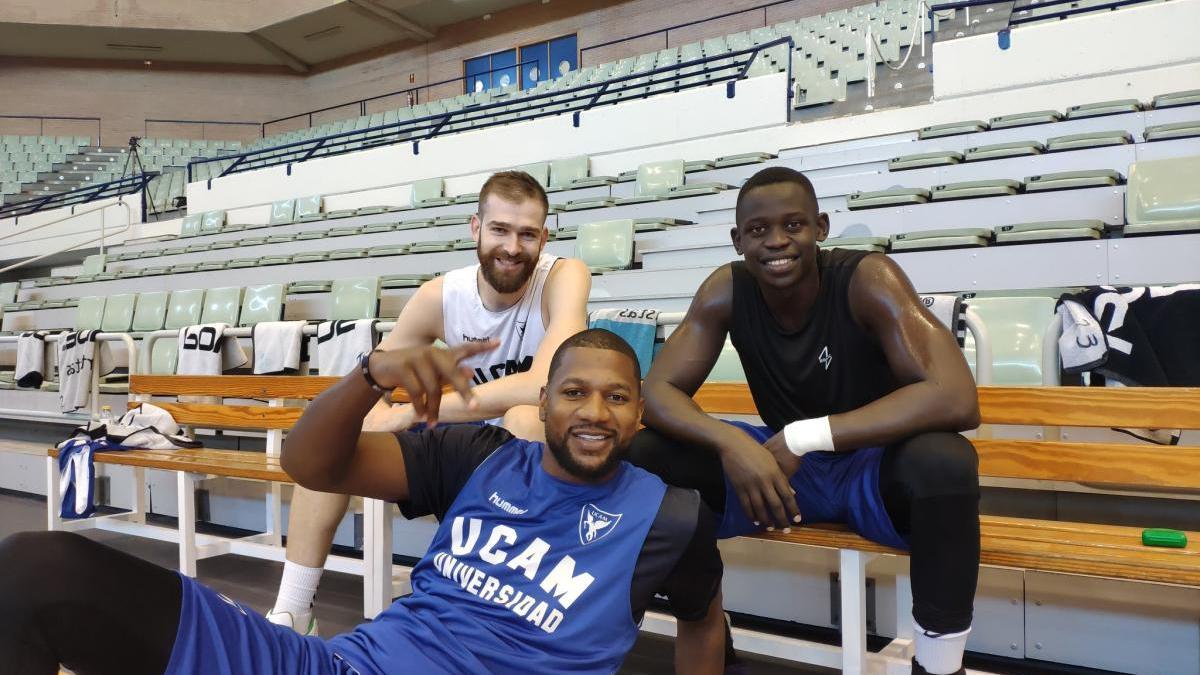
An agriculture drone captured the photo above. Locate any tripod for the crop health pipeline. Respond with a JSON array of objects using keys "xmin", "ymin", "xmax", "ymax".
[{"xmin": 120, "ymin": 136, "xmax": 158, "ymax": 217}]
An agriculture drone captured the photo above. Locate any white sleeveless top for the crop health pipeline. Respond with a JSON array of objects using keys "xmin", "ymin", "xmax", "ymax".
[{"xmin": 442, "ymin": 253, "xmax": 559, "ymax": 387}]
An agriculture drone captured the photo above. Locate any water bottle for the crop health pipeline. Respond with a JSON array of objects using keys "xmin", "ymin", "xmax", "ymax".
[{"xmin": 98, "ymin": 405, "xmax": 114, "ymax": 425}]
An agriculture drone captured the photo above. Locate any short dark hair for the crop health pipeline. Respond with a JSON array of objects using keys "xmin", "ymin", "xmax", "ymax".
[
  {"xmin": 548, "ymin": 329, "xmax": 641, "ymax": 386},
  {"xmin": 735, "ymin": 166, "xmax": 818, "ymax": 222},
  {"xmin": 478, "ymin": 170, "xmax": 549, "ymax": 220}
]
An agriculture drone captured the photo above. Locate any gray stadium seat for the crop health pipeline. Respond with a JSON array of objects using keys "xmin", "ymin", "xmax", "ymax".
[
  {"xmin": 1065, "ymin": 98, "xmax": 1141, "ymax": 119},
  {"xmin": 1151, "ymin": 89, "xmax": 1200, "ymax": 109},
  {"xmin": 964, "ymin": 141, "xmax": 1044, "ymax": 162},
  {"xmin": 1144, "ymin": 121, "xmax": 1200, "ymax": 142},
  {"xmin": 891, "ymin": 228, "xmax": 992, "ymax": 251},
  {"xmin": 988, "ymin": 110, "xmax": 1062, "ymax": 130},
  {"xmin": 819, "ymin": 236, "xmax": 889, "ymax": 253},
  {"xmin": 888, "ymin": 151, "xmax": 963, "ymax": 171},
  {"xmin": 931, "ymin": 179, "xmax": 1022, "ymax": 201},
  {"xmin": 993, "ymin": 219, "xmax": 1104, "ymax": 243},
  {"xmin": 917, "ymin": 120, "xmax": 987, "ymax": 139},
  {"xmin": 1045, "ymin": 131, "xmax": 1132, "ymax": 151},
  {"xmin": 1024, "ymin": 169, "xmax": 1122, "ymax": 192},
  {"xmin": 847, "ymin": 188, "xmax": 930, "ymax": 210},
  {"xmin": 1125, "ymin": 155, "xmax": 1200, "ymax": 235}
]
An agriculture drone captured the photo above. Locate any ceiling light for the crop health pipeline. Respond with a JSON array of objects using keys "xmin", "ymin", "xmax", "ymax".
[
  {"xmin": 106, "ymin": 43, "xmax": 163, "ymax": 52},
  {"xmin": 483, "ymin": 13, "xmax": 492, "ymax": 20},
  {"xmin": 303, "ymin": 26, "xmax": 343, "ymax": 41}
]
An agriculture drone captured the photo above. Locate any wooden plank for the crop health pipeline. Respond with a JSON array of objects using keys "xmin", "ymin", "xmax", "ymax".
[
  {"xmin": 976, "ymin": 438, "xmax": 1200, "ymax": 489},
  {"xmin": 694, "ymin": 383, "xmax": 759, "ymax": 415},
  {"xmin": 150, "ymin": 402, "xmax": 303, "ymax": 430},
  {"xmin": 48, "ymin": 447, "xmax": 291, "ymax": 482},
  {"xmin": 131, "ymin": 375, "xmax": 340, "ymax": 399},
  {"xmin": 978, "ymin": 386, "xmax": 1200, "ymax": 430}
]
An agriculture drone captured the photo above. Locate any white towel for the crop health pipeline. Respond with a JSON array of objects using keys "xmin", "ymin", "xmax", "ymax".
[
  {"xmin": 316, "ymin": 319, "xmax": 378, "ymax": 376},
  {"xmin": 16, "ymin": 330, "xmax": 52, "ymax": 388},
  {"xmin": 252, "ymin": 321, "xmax": 309, "ymax": 374},
  {"xmin": 1057, "ymin": 299, "xmax": 1107, "ymax": 373},
  {"xmin": 920, "ymin": 294, "xmax": 967, "ymax": 347},
  {"xmin": 57, "ymin": 330, "xmax": 114, "ymax": 414},
  {"xmin": 175, "ymin": 323, "xmax": 248, "ymax": 375}
]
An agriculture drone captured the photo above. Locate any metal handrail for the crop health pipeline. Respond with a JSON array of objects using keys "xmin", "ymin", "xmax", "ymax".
[
  {"xmin": 0, "ymin": 115, "xmax": 103, "ymax": 145},
  {"xmin": 189, "ymin": 37, "xmax": 795, "ymax": 181},
  {"xmin": 0, "ymin": 173, "xmax": 155, "ymax": 221},
  {"xmin": 0, "ymin": 200, "xmax": 137, "ymax": 276}
]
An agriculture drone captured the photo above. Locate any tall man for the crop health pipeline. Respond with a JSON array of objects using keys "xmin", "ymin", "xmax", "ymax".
[
  {"xmin": 0, "ymin": 330, "xmax": 727, "ymax": 675},
  {"xmin": 271, "ymin": 170, "xmax": 591, "ymax": 634},
  {"xmin": 631, "ymin": 167, "xmax": 981, "ymax": 675}
]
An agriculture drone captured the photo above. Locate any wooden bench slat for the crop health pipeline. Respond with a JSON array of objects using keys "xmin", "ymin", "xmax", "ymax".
[
  {"xmin": 977, "ymin": 386, "xmax": 1200, "ymax": 430},
  {"xmin": 76, "ymin": 453, "xmax": 289, "ymax": 482},
  {"xmin": 149, "ymin": 402, "xmax": 303, "ymax": 430},
  {"xmin": 130, "ymin": 375, "xmax": 341, "ymax": 400},
  {"xmin": 976, "ymin": 438, "xmax": 1200, "ymax": 490}
]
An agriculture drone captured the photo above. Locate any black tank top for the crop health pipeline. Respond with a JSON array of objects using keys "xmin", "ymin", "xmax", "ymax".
[{"xmin": 729, "ymin": 248, "xmax": 899, "ymax": 432}]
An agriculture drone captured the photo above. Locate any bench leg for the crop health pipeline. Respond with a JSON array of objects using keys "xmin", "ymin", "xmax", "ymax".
[
  {"xmin": 46, "ymin": 456, "xmax": 61, "ymax": 531},
  {"xmin": 177, "ymin": 472, "xmax": 197, "ymax": 577},
  {"xmin": 840, "ymin": 549, "xmax": 874, "ymax": 675},
  {"xmin": 880, "ymin": 570, "xmax": 915, "ymax": 664},
  {"xmin": 362, "ymin": 497, "xmax": 393, "ymax": 619},
  {"xmin": 129, "ymin": 466, "xmax": 147, "ymax": 525},
  {"xmin": 264, "ymin": 482, "xmax": 283, "ymax": 547}
]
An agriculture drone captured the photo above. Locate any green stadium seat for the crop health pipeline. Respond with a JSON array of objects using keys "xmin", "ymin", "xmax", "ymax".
[
  {"xmin": 356, "ymin": 205, "xmax": 391, "ymax": 215},
  {"xmin": 1144, "ymin": 121, "xmax": 1200, "ymax": 142},
  {"xmin": 380, "ymin": 274, "xmax": 434, "ymax": 289},
  {"xmin": 847, "ymin": 188, "xmax": 930, "ymax": 210},
  {"xmin": 76, "ymin": 296, "xmax": 106, "ymax": 330},
  {"xmin": 988, "ymin": 110, "xmax": 1061, "ymax": 130},
  {"xmin": 412, "ymin": 178, "xmax": 451, "ymax": 207},
  {"xmin": 1046, "ymin": 130, "xmax": 1133, "ymax": 151},
  {"xmin": 325, "ymin": 209, "xmax": 358, "ymax": 220},
  {"xmin": 257, "ymin": 254, "xmax": 292, "ymax": 266},
  {"xmin": 99, "ymin": 294, "xmax": 136, "ymax": 332},
  {"xmin": 891, "ymin": 228, "xmax": 992, "ymax": 251},
  {"xmin": 917, "ymin": 120, "xmax": 987, "ymax": 139},
  {"xmin": 1024, "ymin": 169, "xmax": 1121, "ymax": 192},
  {"xmin": 266, "ymin": 234, "xmax": 296, "ymax": 244},
  {"xmin": 288, "ymin": 280, "xmax": 331, "ymax": 294},
  {"xmin": 329, "ymin": 248, "xmax": 368, "ymax": 260},
  {"xmin": 434, "ymin": 215, "xmax": 471, "ymax": 226},
  {"xmin": 132, "ymin": 292, "xmax": 169, "ymax": 331},
  {"xmin": 964, "ymin": 141, "xmax": 1044, "ymax": 162},
  {"xmin": 575, "ymin": 219, "xmax": 634, "ymax": 272},
  {"xmin": 200, "ymin": 287, "xmax": 243, "ymax": 324},
  {"xmin": 1065, "ymin": 99, "xmax": 1141, "ymax": 119},
  {"xmin": 179, "ymin": 213, "xmax": 204, "ymax": 237},
  {"xmin": 550, "ymin": 156, "xmax": 592, "ymax": 191},
  {"xmin": 1125, "ymin": 155, "xmax": 1200, "ymax": 235},
  {"xmin": 713, "ymin": 152, "xmax": 776, "ymax": 168},
  {"xmin": 1151, "ymin": 89, "xmax": 1200, "ymax": 109},
  {"xmin": 962, "ymin": 296, "xmax": 1057, "ymax": 384},
  {"xmin": 295, "ymin": 231, "xmax": 328, "ymax": 241},
  {"xmin": 397, "ymin": 219, "xmax": 434, "ymax": 230},
  {"xmin": 0, "ymin": 282, "xmax": 17, "ymax": 304},
  {"xmin": 707, "ymin": 340, "xmax": 746, "ymax": 382},
  {"xmin": 184, "ymin": 243, "xmax": 211, "ymax": 253},
  {"xmin": 81, "ymin": 254, "xmax": 106, "ymax": 275},
  {"xmin": 453, "ymin": 239, "xmax": 477, "ymax": 250},
  {"xmin": 409, "ymin": 241, "xmax": 454, "ymax": 253},
  {"xmin": 331, "ymin": 277, "xmax": 381, "ymax": 320},
  {"xmin": 361, "ymin": 222, "xmax": 399, "ymax": 234},
  {"xmin": 888, "ymin": 151, "xmax": 963, "ymax": 171},
  {"xmin": 931, "ymin": 179, "xmax": 1022, "ymax": 201},
  {"xmin": 993, "ymin": 219, "xmax": 1104, "ymax": 244},
  {"xmin": 819, "ymin": 236, "xmax": 890, "ymax": 253},
  {"xmin": 160, "ymin": 246, "xmax": 188, "ymax": 257},
  {"xmin": 367, "ymin": 244, "xmax": 411, "ymax": 257},
  {"xmin": 196, "ymin": 261, "xmax": 228, "ymax": 272},
  {"xmin": 562, "ymin": 196, "xmax": 615, "ymax": 211},
  {"xmin": 239, "ymin": 284, "xmax": 284, "ymax": 326},
  {"xmin": 269, "ymin": 199, "xmax": 296, "ymax": 225},
  {"xmin": 519, "ymin": 162, "xmax": 550, "ymax": 188},
  {"xmin": 615, "ymin": 160, "xmax": 685, "ymax": 204},
  {"xmin": 200, "ymin": 210, "xmax": 226, "ymax": 232},
  {"xmin": 290, "ymin": 252, "xmax": 329, "ymax": 263},
  {"xmin": 328, "ymin": 226, "xmax": 362, "ymax": 237},
  {"xmin": 295, "ymin": 195, "xmax": 324, "ymax": 221}
]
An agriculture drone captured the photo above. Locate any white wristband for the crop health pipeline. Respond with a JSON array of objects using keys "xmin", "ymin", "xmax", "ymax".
[{"xmin": 783, "ymin": 416, "xmax": 834, "ymax": 457}]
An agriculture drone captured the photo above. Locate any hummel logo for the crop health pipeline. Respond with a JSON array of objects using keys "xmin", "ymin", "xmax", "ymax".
[
  {"xmin": 818, "ymin": 346, "xmax": 832, "ymax": 371},
  {"xmin": 488, "ymin": 491, "xmax": 528, "ymax": 515}
]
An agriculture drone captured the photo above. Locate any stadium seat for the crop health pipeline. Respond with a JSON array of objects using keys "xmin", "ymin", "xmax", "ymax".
[
  {"xmin": 847, "ymin": 187, "xmax": 930, "ymax": 210},
  {"xmin": 548, "ymin": 155, "xmax": 590, "ymax": 190},
  {"xmin": 99, "ymin": 294, "xmax": 136, "ymax": 332},
  {"xmin": 707, "ymin": 339, "xmax": 746, "ymax": 382},
  {"xmin": 239, "ymin": 284, "xmax": 284, "ymax": 326},
  {"xmin": 891, "ymin": 228, "xmax": 992, "ymax": 251},
  {"xmin": 993, "ymin": 219, "xmax": 1104, "ymax": 243},
  {"xmin": 1144, "ymin": 121, "xmax": 1200, "ymax": 142},
  {"xmin": 149, "ymin": 289, "xmax": 205, "ymax": 373},
  {"xmin": 1151, "ymin": 89, "xmax": 1200, "ymax": 109},
  {"xmin": 0, "ymin": 282, "xmax": 18, "ymax": 304},
  {"xmin": 962, "ymin": 296, "xmax": 1057, "ymax": 384},
  {"xmin": 1024, "ymin": 169, "xmax": 1121, "ymax": 192},
  {"xmin": 820, "ymin": 236, "xmax": 889, "ymax": 252},
  {"xmin": 291, "ymin": 252, "xmax": 328, "ymax": 263},
  {"xmin": 931, "ymin": 179, "xmax": 1022, "ymax": 200},
  {"xmin": 131, "ymin": 291, "xmax": 169, "ymax": 331},
  {"xmin": 76, "ymin": 296, "xmax": 106, "ymax": 331},
  {"xmin": 889, "ymin": 151, "xmax": 963, "ymax": 171},
  {"xmin": 575, "ymin": 219, "xmax": 635, "ymax": 272},
  {"xmin": 1045, "ymin": 130, "xmax": 1132, "ymax": 151},
  {"xmin": 411, "ymin": 178, "xmax": 451, "ymax": 207},
  {"xmin": 201, "ymin": 210, "xmax": 226, "ymax": 232},
  {"xmin": 988, "ymin": 110, "xmax": 1062, "ymax": 129},
  {"xmin": 917, "ymin": 120, "xmax": 987, "ymax": 139},
  {"xmin": 1065, "ymin": 98, "xmax": 1141, "ymax": 119},
  {"xmin": 367, "ymin": 244, "xmax": 411, "ymax": 257},
  {"xmin": 81, "ymin": 254, "xmax": 106, "ymax": 276},
  {"xmin": 520, "ymin": 162, "xmax": 550, "ymax": 188},
  {"xmin": 179, "ymin": 213, "xmax": 204, "ymax": 237},
  {"xmin": 381, "ymin": 274, "xmax": 435, "ymax": 289},
  {"xmin": 964, "ymin": 141, "xmax": 1044, "ymax": 162},
  {"xmin": 1125, "ymin": 155, "xmax": 1200, "ymax": 235},
  {"xmin": 713, "ymin": 152, "xmax": 776, "ymax": 168},
  {"xmin": 329, "ymin": 248, "xmax": 368, "ymax": 260},
  {"xmin": 269, "ymin": 199, "xmax": 297, "ymax": 225},
  {"xmin": 330, "ymin": 277, "xmax": 381, "ymax": 320},
  {"xmin": 200, "ymin": 287, "xmax": 244, "ymax": 324},
  {"xmin": 616, "ymin": 160, "xmax": 685, "ymax": 204},
  {"xmin": 361, "ymin": 222, "xmax": 399, "ymax": 234}
]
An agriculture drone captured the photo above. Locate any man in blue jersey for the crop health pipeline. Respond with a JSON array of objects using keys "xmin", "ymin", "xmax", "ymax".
[{"xmin": 0, "ymin": 329, "xmax": 726, "ymax": 675}]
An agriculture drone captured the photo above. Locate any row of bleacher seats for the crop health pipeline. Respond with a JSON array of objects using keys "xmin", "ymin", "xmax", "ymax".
[{"xmin": 0, "ymin": 135, "xmax": 94, "ymax": 199}]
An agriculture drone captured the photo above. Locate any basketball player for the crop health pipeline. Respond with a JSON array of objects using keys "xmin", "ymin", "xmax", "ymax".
[
  {"xmin": 0, "ymin": 330, "xmax": 727, "ymax": 675},
  {"xmin": 271, "ymin": 170, "xmax": 591, "ymax": 634},
  {"xmin": 630, "ymin": 167, "xmax": 981, "ymax": 675}
]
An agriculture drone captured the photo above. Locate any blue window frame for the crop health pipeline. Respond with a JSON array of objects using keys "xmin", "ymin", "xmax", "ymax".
[
  {"xmin": 519, "ymin": 42, "xmax": 549, "ymax": 90},
  {"xmin": 464, "ymin": 35, "xmax": 577, "ymax": 94},
  {"xmin": 548, "ymin": 35, "xmax": 578, "ymax": 80}
]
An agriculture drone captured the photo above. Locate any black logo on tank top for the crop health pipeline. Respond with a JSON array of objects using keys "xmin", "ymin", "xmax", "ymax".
[
  {"xmin": 818, "ymin": 345, "xmax": 832, "ymax": 371},
  {"xmin": 472, "ymin": 355, "xmax": 534, "ymax": 385}
]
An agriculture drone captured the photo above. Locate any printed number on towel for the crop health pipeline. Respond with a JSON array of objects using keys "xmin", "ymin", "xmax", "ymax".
[{"xmin": 183, "ymin": 326, "xmax": 224, "ymax": 354}]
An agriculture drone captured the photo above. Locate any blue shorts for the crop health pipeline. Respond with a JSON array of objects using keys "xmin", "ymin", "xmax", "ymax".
[
  {"xmin": 717, "ymin": 420, "xmax": 908, "ymax": 551},
  {"xmin": 164, "ymin": 575, "xmax": 451, "ymax": 675}
]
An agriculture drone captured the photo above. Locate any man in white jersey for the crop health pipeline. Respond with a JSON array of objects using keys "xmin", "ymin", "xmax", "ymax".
[{"xmin": 268, "ymin": 170, "xmax": 591, "ymax": 634}]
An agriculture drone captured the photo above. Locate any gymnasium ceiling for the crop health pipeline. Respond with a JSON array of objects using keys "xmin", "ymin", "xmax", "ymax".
[{"xmin": 0, "ymin": 0, "xmax": 543, "ymax": 72}]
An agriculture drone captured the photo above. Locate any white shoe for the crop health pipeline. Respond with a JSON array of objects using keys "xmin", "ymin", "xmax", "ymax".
[{"xmin": 266, "ymin": 609, "xmax": 319, "ymax": 637}]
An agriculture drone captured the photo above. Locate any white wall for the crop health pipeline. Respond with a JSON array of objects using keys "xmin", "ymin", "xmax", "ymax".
[
  {"xmin": 933, "ymin": 0, "xmax": 1200, "ymax": 100},
  {"xmin": 0, "ymin": 194, "xmax": 143, "ymax": 265}
]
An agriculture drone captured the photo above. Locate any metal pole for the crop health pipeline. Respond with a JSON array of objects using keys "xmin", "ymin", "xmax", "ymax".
[
  {"xmin": 865, "ymin": 25, "xmax": 874, "ymax": 98},
  {"xmin": 920, "ymin": 1, "xmax": 927, "ymax": 58}
]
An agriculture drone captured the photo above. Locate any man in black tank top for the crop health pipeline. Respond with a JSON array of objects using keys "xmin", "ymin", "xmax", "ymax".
[{"xmin": 630, "ymin": 167, "xmax": 981, "ymax": 675}]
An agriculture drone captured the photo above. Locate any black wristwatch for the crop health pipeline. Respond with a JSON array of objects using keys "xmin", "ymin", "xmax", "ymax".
[{"xmin": 359, "ymin": 349, "xmax": 391, "ymax": 395}]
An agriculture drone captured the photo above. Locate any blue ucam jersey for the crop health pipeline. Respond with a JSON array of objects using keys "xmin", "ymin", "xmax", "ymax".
[{"xmin": 329, "ymin": 437, "xmax": 669, "ymax": 674}]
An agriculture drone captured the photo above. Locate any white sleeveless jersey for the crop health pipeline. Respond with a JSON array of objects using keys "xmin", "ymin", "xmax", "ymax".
[{"xmin": 442, "ymin": 253, "xmax": 559, "ymax": 387}]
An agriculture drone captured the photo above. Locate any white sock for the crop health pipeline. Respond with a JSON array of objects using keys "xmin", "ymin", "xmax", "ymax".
[
  {"xmin": 914, "ymin": 619, "xmax": 970, "ymax": 674},
  {"xmin": 272, "ymin": 560, "xmax": 323, "ymax": 620}
]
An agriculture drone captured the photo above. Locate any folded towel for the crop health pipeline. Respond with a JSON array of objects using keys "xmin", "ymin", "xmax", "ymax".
[
  {"xmin": 16, "ymin": 330, "xmax": 51, "ymax": 388},
  {"xmin": 57, "ymin": 330, "xmax": 114, "ymax": 414},
  {"xmin": 588, "ymin": 309, "xmax": 659, "ymax": 377},
  {"xmin": 1056, "ymin": 299, "xmax": 1107, "ymax": 374},
  {"xmin": 316, "ymin": 319, "xmax": 379, "ymax": 376},
  {"xmin": 175, "ymin": 323, "xmax": 248, "ymax": 375},
  {"xmin": 920, "ymin": 294, "xmax": 966, "ymax": 347},
  {"xmin": 252, "ymin": 321, "xmax": 309, "ymax": 374}
]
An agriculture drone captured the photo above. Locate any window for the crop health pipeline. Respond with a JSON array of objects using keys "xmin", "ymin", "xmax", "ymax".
[{"xmin": 464, "ymin": 35, "xmax": 577, "ymax": 94}]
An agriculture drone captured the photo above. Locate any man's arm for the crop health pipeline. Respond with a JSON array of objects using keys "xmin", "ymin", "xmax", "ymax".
[
  {"xmin": 642, "ymin": 265, "xmax": 800, "ymax": 529},
  {"xmin": 281, "ymin": 341, "xmax": 496, "ymax": 499},
  {"xmin": 675, "ymin": 592, "xmax": 725, "ymax": 675},
  {"xmin": 362, "ymin": 278, "xmax": 445, "ymax": 431},
  {"xmin": 399, "ymin": 257, "xmax": 590, "ymax": 426}
]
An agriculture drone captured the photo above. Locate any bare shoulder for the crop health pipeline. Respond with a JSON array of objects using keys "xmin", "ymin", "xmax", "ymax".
[
  {"xmin": 689, "ymin": 264, "xmax": 735, "ymax": 325},
  {"xmin": 547, "ymin": 256, "xmax": 591, "ymax": 287},
  {"xmin": 847, "ymin": 253, "xmax": 922, "ymax": 325}
]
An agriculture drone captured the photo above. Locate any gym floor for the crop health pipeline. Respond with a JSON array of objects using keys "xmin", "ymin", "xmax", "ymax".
[{"xmin": 0, "ymin": 491, "xmax": 823, "ymax": 674}]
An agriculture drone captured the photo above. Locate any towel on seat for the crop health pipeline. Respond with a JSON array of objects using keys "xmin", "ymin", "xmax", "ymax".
[
  {"xmin": 57, "ymin": 330, "xmax": 115, "ymax": 413},
  {"xmin": 175, "ymin": 323, "xmax": 248, "ymax": 375},
  {"xmin": 316, "ymin": 319, "xmax": 378, "ymax": 376},
  {"xmin": 105, "ymin": 402, "xmax": 201, "ymax": 450},
  {"xmin": 919, "ymin": 294, "xmax": 967, "ymax": 347},
  {"xmin": 252, "ymin": 321, "xmax": 309, "ymax": 374},
  {"xmin": 16, "ymin": 330, "xmax": 52, "ymax": 388},
  {"xmin": 1056, "ymin": 299, "xmax": 1107, "ymax": 374},
  {"xmin": 588, "ymin": 309, "xmax": 659, "ymax": 377}
]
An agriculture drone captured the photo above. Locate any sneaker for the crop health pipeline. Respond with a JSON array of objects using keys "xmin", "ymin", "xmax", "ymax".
[{"xmin": 266, "ymin": 609, "xmax": 319, "ymax": 637}]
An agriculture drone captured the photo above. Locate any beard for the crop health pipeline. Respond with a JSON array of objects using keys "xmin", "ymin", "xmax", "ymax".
[
  {"xmin": 545, "ymin": 425, "xmax": 630, "ymax": 482},
  {"xmin": 478, "ymin": 246, "xmax": 537, "ymax": 294}
]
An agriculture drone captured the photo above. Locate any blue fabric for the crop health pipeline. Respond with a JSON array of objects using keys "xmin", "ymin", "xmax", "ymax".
[
  {"xmin": 166, "ymin": 440, "xmax": 670, "ymax": 675},
  {"xmin": 588, "ymin": 311, "xmax": 657, "ymax": 378},
  {"xmin": 716, "ymin": 421, "xmax": 908, "ymax": 550},
  {"xmin": 56, "ymin": 436, "xmax": 128, "ymax": 519}
]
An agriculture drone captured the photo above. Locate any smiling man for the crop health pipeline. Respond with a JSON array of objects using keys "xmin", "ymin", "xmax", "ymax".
[
  {"xmin": 630, "ymin": 167, "xmax": 982, "ymax": 675},
  {"xmin": 270, "ymin": 170, "xmax": 591, "ymax": 635},
  {"xmin": 0, "ymin": 330, "xmax": 726, "ymax": 675}
]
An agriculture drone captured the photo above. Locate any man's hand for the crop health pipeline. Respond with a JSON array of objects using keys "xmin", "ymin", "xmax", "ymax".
[
  {"xmin": 367, "ymin": 340, "xmax": 498, "ymax": 428},
  {"xmin": 763, "ymin": 430, "xmax": 803, "ymax": 478},
  {"xmin": 363, "ymin": 403, "xmax": 416, "ymax": 433},
  {"xmin": 717, "ymin": 428, "xmax": 801, "ymax": 530}
]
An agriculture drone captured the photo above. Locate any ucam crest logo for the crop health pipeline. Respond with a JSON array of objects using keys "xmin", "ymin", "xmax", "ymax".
[{"xmin": 579, "ymin": 503, "xmax": 621, "ymax": 545}]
